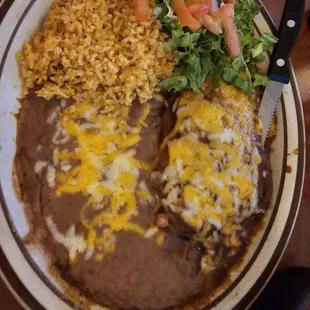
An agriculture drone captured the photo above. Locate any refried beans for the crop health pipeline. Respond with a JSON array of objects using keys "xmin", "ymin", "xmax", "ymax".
[{"xmin": 13, "ymin": 0, "xmax": 276, "ymax": 308}]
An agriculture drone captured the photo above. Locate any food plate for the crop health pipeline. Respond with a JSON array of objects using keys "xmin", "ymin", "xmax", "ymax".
[{"xmin": 0, "ymin": 0, "xmax": 306, "ymax": 309}]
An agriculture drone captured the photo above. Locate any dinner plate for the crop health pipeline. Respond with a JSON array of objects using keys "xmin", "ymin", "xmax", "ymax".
[{"xmin": 0, "ymin": 1, "xmax": 306, "ymax": 309}]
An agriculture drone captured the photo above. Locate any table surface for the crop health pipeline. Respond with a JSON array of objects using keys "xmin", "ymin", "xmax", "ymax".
[{"xmin": 1, "ymin": 0, "xmax": 310, "ymax": 308}]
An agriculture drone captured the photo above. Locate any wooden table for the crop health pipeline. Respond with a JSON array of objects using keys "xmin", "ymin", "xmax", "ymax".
[{"xmin": 1, "ymin": 0, "xmax": 310, "ymax": 308}]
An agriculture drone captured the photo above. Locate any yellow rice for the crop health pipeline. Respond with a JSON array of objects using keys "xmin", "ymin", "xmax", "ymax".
[{"xmin": 17, "ymin": 0, "xmax": 174, "ymax": 106}]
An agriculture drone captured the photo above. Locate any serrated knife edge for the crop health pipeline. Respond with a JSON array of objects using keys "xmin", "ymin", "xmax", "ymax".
[
  {"xmin": 258, "ymin": 81, "xmax": 283, "ymax": 143},
  {"xmin": 258, "ymin": 0, "xmax": 305, "ymax": 143}
]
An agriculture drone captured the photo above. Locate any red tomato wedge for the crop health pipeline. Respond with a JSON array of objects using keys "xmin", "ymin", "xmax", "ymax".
[
  {"xmin": 220, "ymin": 4, "xmax": 242, "ymax": 56},
  {"xmin": 200, "ymin": 14, "xmax": 223, "ymax": 34},
  {"xmin": 203, "ymin": 0, "xmax": 222, "ymax": 33},
  {"xmin": 186, "ymin": 1, "xmax": 209, "ymax": 18},
  {"xmin": 186, "ymin": 1, "xmax": 222, "ymax": 34},
  {"xmin": 172, "ymin": 0, "xmax": 201, "ymax": 31},
  {"xmin": 134, "ymin": 0, "xmax": 151, "ymax": 22},
  {"xmin": 206, "ymin": 0, "xmax": 219, "ymax": 17}
]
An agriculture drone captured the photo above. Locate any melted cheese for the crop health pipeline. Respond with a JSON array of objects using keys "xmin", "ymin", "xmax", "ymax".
[
  {"xmin": 46, "ymin": 217, "xmax": 86, "ymax": 262},
  {"xmin": 53, "ymin": 100, "xmax": 155, "ymax": 260},
  {"xmin": 34, "ymin": 160, "xmax": 47, "ymax": 174},
  {"xmin": 161, "ymin": 85, "xmax": 262, "ymax": 252}
]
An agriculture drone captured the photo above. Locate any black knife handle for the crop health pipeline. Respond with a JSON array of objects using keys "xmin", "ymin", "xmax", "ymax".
[{"xmin": 268, "ymin": 0, "xmax": 305, "ymax": 84}]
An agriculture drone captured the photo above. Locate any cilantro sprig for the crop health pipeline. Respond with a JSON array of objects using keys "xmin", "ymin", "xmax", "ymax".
[{"xmin": 155, "ymin": 0, "xmax": 278, "ymax": 96}]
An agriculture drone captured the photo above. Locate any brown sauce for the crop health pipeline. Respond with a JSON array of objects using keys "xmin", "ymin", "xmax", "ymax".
[{"xmin": 14, "ymin": 93, "xmax": 273, "ymax": 309}]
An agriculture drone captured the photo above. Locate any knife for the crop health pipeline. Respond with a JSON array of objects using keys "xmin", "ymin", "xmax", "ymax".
[{"xmin": 259, "ymin": 0, "xmax": 305, "ymax": 143}]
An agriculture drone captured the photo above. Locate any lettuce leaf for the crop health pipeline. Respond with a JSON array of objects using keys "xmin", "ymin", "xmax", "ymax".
[
  {"xmin": 159, "ymin": 76, "xmax": 188, "ymax": 91},
  {"xmin": 155, "ymin": 0, "xmax": 278, "ymax": 95}
]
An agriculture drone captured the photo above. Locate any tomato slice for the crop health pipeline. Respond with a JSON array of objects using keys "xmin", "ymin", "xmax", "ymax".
[
  {"xmin": 186, "ymin": 2, "xmax": 209, "ymax": 18},
  {"xmin": 134, "ymin": 0, "xmax": 151, "ymax": 22},
  {"xmin": 172, "ymin": 0, "xmax": 201, "ymax": 32},
  {"xmin": 206, "ymin": 0, "xmax": 219, "ymax": 17},
  {"xmin": 186, "ymin": 1, "xmax": 222, "ymax": 34},
  {"xmin": 220, "ymin": 4, "xmax": 242, "ymax": 56}
]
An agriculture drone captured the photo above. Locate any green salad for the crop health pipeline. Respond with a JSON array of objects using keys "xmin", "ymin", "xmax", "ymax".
[{"xmin": 154, "ymin": 0, "xmax": 278, "ymax": 96}]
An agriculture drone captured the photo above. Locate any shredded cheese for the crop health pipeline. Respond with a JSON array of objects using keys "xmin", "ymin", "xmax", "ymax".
[
  {"xmin": 46, "ymin": 217, "xmax": 86, "ymax": 262},
  {"xmin": 52, "ymin": 100, "xmax": 159, "ymax": 260},
  {"xmin": 34, "ymin": 160, "xmax": 47, "ymax": 174},
  {"xmin": 160, "ymin": 85, "xmax": 263, "ymax": 269}
]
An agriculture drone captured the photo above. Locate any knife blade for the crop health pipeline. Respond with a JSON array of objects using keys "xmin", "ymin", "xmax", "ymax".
[
  {"xmin": 259, "ymin": 81, "xmax": 283, "ymax": 142},
  {"xmin": 259, "ymin": 0, "xmax": 305, "ymax": 143}
]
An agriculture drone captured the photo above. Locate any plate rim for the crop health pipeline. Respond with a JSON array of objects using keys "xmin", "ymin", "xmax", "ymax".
[{"xmin": 0, "ymin": 0, "xmax": 306, "ymax": 309}]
